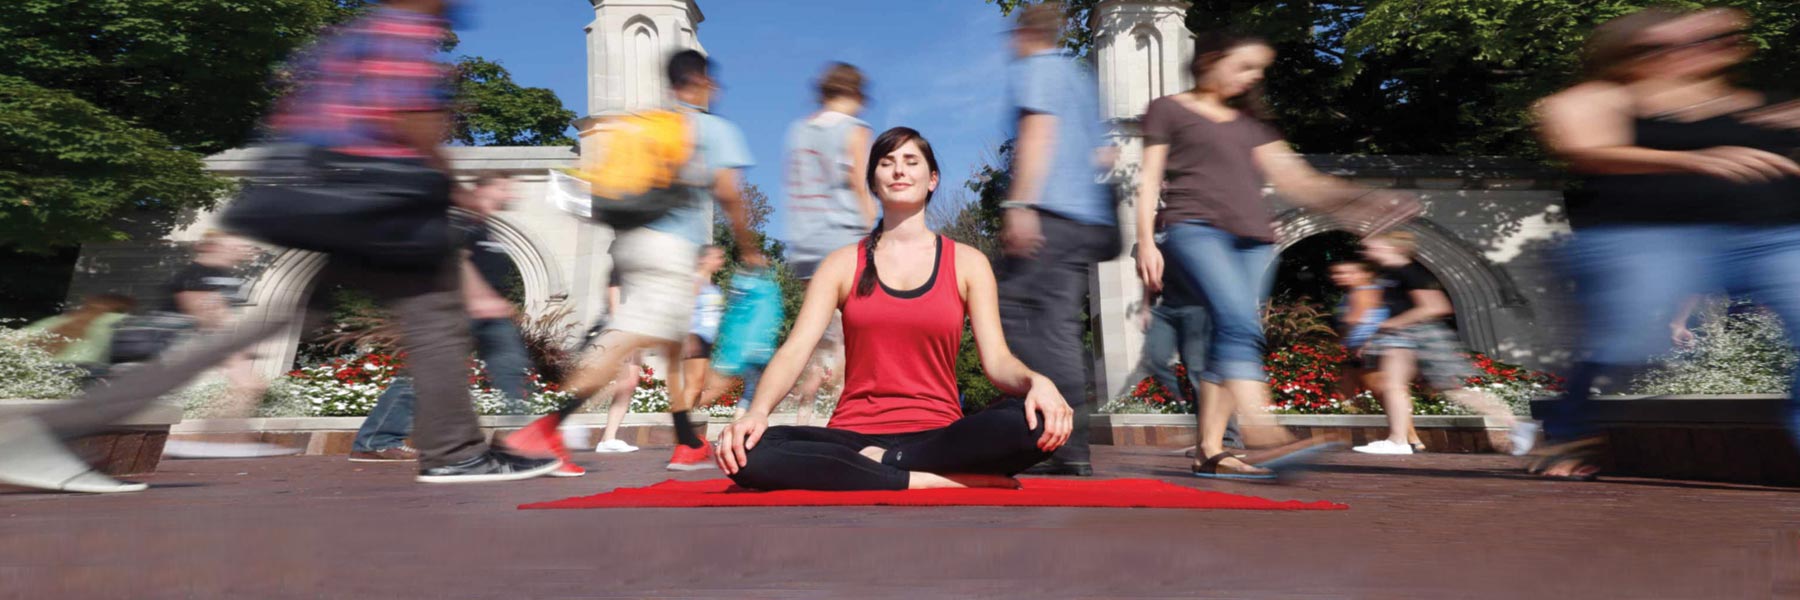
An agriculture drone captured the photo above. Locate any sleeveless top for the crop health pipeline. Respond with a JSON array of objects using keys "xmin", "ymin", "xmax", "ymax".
[
  {"xmin": 690, "ymin": 279, "xmax": 725, "ymax": 343},
  {"xmin": 1336, "ymin": 285, "xmax": 1388, "ymax": 350},
  {"xmin": 828, "ymin": 235, "xmax": 965, "ymax": 435},
  {"xmin": 1569, "ymin": 100, "xmax": 1800, "ymax": 229},
  {"xmin": 783, "ymin": 111, "xmax": 872, "ymax": 278}
]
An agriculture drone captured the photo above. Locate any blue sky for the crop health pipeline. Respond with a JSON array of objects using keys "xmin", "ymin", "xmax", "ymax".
[{"xmin": 454, "ymin": 0, "xmax": 1016, "ymax": 242}]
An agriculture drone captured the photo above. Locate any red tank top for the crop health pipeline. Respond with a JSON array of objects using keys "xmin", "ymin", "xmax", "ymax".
[{"xmin": 828, "ymin": 235, "xmax": 964, "ymax": 434}]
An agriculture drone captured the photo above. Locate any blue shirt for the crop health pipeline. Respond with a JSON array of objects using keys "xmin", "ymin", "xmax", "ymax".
[
  {"xmin": 1007, "ymin": 50, "xmax": 1111, "ymax": 226},
  {"xmin": 646, "ymin": 105, "xmax": 755, "ymax": 246}
]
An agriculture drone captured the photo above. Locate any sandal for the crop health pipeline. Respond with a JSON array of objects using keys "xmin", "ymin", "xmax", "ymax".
[
  {"xmin": 1193, "ymin": 452, "xmax": 1276, "ymax": 480},
  {"xmin": 1410, "ymin": 442, "xmax": 1428, "ymax": 453},
  {"xmin": 1526, "ymin": 437, "xmax": 1604, "ymax": 482}
]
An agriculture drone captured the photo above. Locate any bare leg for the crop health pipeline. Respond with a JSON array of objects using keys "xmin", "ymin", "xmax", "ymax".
[
  {"xmin": 600, "ymin": 371, "xmax": 633, "ymax": 443},
  {"xmin": 1378, "ymin": 350, "xmax": 1419, "ymax": 444},
  {"xmin": 678, "ymin": 356, "xmax": 709, "ymax": 413},
  {"xmin": 1192, "ymin": 381, "xmax": 1268, "ymax": 475},
  {"xmin": 659, "ymin": 340, "xmax": 689, "ymax": 413},
  {"xmin": 219, "ymin": 351, "xmax": 270, "ymax": 416}
]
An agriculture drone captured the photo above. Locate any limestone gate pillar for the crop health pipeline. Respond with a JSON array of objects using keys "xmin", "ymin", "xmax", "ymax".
[{"xmin": 1088, "ymin": 0, "xmax": 1191, "ymax": 401}]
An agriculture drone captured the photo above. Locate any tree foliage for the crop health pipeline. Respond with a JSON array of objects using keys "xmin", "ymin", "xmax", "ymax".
[
  {"xmin": 988, "ymin": 0, "xmax": 1800, "ymax": 156},
  {"xmin": 451, "ymin": 57, "xmax": 578, "ymax": 147},
  {"xmin": 0, "ymin": 0, "xmax": 577, "ymax": 257},
  {"xmin": 0, "ymin": 75, "xmax": 231, "ymax": 252}
]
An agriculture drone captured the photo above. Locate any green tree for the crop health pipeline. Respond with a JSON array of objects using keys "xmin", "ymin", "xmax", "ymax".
[
  {"xmin": 0, "ymin": 0, "xmax": 577, "ymax": 317},
  {"xmin": 0, "ymin": 75, "xmax": 231, "ymax": 252},
  {"xmin": 988, "ymin": 0, "xmax": 1800, "ymax": 156},
  {"xmin": 451, "ymin": 57, "xmax": 578, "ymax": 146}
]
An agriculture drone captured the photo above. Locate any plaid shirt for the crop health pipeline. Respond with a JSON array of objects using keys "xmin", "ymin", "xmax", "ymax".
[{"xmin": 269, "ymin": 7, "xmax": 450, "ymax": 159}]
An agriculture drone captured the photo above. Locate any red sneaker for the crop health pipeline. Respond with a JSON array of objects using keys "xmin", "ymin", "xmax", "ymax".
[
  {"xmin": 665, "ymin": 444, "xmax": 716, "ymax": 471},
  {"xmin": 550, "ymin": 458, "xmax": 587, "ymax": 478},
  {"xmin": 506, "ymin": 415, "xmax": 586, "ymax": 477},
  {"xmin": 503, "ymin": 414, "xmax": 564, "ymax": 459}
]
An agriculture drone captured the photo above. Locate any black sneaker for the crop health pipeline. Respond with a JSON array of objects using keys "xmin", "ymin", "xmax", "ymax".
[
  {"xmin": 416, "ymin": 449, "xmax": 561, "ymax": 484},
  {"xmin": 1022, "ymin": 459, "xmax": 1093, "ymax": 477}
]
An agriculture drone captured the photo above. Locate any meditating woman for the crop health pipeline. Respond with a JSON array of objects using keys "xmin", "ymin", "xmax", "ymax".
[{"xmin": 714, "ymin": 127, "xmax": 1074, "ymax": 491}]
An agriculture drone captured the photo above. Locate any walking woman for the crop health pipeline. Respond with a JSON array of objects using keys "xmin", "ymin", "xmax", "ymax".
[
  {"xmin": 1132, "ymin": 31, "xmax": 1420, "ymax": 479},
  {"xmin": 1534, "ymin": 7, "xmax": 1800, "ymax": 480},
  {"xmin": 715, "ymin": 127, "xmax": 1074, "ymax": 491}
]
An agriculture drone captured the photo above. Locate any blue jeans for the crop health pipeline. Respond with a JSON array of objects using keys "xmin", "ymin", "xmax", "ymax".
[
  {"xmin": 1543, "ymin": 225, "xmax": 1800, "ymax": 446},
  {"xmin": 353, "ymin": 317, "xmax": 532, "ymax": 452},
  {"xmin": 1157, "ymin": 223, "xmax": 1275, "ymax": 383},
  {"xmin": 1139, "ymin": 302, "xmax": 1243, "ymax": 447}
]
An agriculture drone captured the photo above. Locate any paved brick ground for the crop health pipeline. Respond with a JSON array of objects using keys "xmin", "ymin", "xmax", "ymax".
[{"xmin": 4, "ymin": 447, "xmax": 1798, "ymax": 599}]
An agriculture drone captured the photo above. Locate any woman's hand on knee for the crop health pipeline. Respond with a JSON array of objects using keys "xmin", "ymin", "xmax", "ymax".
[
  {"xmin": 716, "ymin": 413, "xmax": 769, "ymax": 474},
  {"xmin": 1022, "ymin": 375, "xmax": 1074, "ymax": 452}
]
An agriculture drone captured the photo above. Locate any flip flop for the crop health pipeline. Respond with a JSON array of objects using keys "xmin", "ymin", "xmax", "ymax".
[{"xmin": 1192, "ymin": 451, "xmax": 1277, "ymax": 480}]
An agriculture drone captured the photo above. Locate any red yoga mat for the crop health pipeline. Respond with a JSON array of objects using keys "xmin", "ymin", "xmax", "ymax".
[{"xmin": 519, "ymin": 478, "xmax": 1347, "ymax": 511}]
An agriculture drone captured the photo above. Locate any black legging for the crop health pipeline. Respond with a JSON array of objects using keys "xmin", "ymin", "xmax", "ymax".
[{"xmin": 728, "ymin": 398, "xmax": 1051, "ymax": 491}]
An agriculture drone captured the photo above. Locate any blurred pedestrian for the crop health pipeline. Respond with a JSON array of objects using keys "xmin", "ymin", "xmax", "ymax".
[
  {"xmin": 1533, "ymin": 7, "xmax": 1800, "ymax": 480},
  {"xmin": 1000, "ymin": 3, "xmax": 1117, "ymax": 477}
]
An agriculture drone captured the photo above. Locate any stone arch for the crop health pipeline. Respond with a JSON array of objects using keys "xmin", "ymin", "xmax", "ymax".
[
  {"xmin": 483, "ymin": 213, "xmax": 568, "ymax": 313},
  {"xmin": 1272, "ymin": 209, "xmax": 1528, "ymax": 355},
  {"xmin": 238, "ymin": 218, "xmax": 567, "ymax": 378}
]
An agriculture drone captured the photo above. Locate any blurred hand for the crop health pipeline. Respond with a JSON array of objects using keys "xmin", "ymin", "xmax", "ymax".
[
  {"xmin": 467, "ymin": 296, "xmax": 515, "ymax": 320},
  {"xmin": 1002, "ymin": 208, "xmax": 1045, "ymax": 258},
  {"xmin": 1671, "ymin": 324, "xmax": 1697, "ymax": 349},
  {"xmin": 1346, "ymin": 190, "xmax": 1423, "ymax": 236},
  {"xmin": 1135, "ymin": 243, "xmax": 1165, "ymax": 293},
  {"xmin": 1686, "ymin": 146, "xmax": 1800, "ymax": 183}
]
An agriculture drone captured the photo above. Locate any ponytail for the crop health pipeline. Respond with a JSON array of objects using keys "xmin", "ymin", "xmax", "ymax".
[{"xmin": 854, "ymin": 219, "xmax": 886, "ymax": 297}]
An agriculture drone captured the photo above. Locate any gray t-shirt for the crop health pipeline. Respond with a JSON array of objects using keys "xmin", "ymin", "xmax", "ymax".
[
  {"xmin": 1142, "ymin": 96, "xmax": 1281, "ymax": 241},
  {"xmin": 782, "ymin": 111, "xmax": 871, "ymax": 278}
]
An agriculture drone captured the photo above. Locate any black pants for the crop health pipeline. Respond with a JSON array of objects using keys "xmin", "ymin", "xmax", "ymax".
[
  {"xmin": 38, "ymin": 256, "xmax": 489, "ymax": 470},
  {"xmin": 997, "ymin": 210, "xmax": 1118, "ymax": 464},
  {"xmin": 728, "ymin": 398, "xmax": 1051, "ymax": 491}
]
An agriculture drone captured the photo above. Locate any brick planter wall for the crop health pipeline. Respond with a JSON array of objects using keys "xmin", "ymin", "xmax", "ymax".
[{"xmin": 2, "ymin": 400, "xmax": 181, "ymax": 476}]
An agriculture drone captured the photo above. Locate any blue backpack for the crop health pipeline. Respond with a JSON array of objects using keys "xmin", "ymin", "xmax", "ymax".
[{"xmin": 711, "ymin": 269, "xmax": 785, "ymax": 375}]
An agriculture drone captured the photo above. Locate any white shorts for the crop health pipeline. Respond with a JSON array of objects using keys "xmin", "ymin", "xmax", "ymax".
[{"xmin": 609, "ymin": 228, "xmax": 699, "ymax": 342}]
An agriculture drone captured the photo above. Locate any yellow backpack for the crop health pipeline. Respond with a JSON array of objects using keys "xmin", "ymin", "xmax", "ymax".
[{"xmin": 562, "ymin": 109, "xmax": 695, "ymax": 229}]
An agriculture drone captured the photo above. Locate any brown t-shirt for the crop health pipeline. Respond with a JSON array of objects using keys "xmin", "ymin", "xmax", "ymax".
[{"xmin": 1142, "ymin": 95, "xmax": 1282, "ymax": 241}]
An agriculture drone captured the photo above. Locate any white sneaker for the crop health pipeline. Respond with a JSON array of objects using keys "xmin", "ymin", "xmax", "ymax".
[
  {"xmin": 1508, "ymin": 422, "xmax": 1541, "ymax": 457},
  {"xmin": 162, "ymin": 440, "xmax": 302, "ymax": 459},
  {"xmin": 594, "ymin": 438, "xmax": 639, "ymax": 453},
  {"xmin": 1352, "ymin": 440, "xmax": 1415, "ymax": 455}
]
